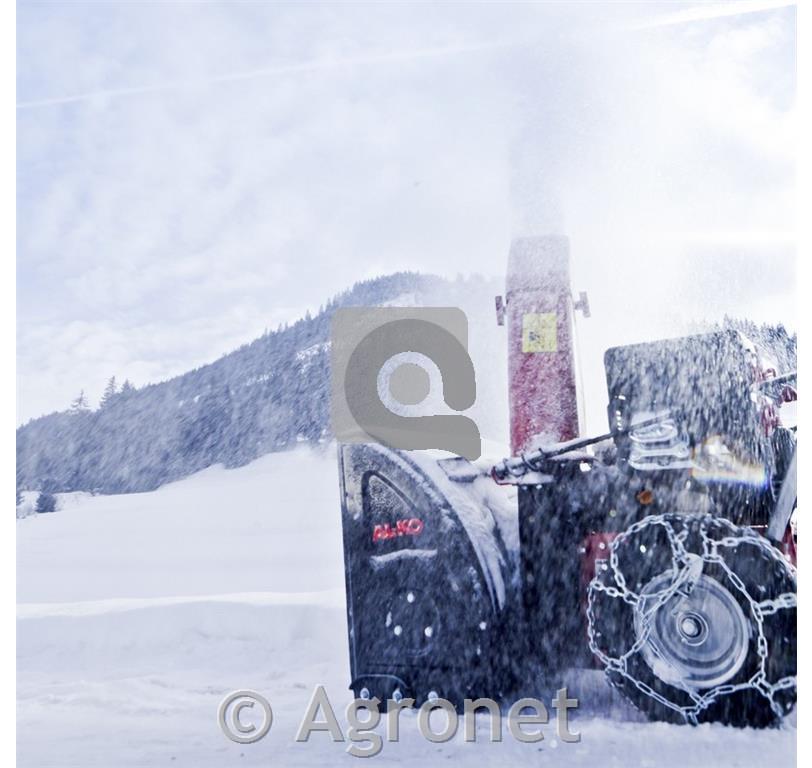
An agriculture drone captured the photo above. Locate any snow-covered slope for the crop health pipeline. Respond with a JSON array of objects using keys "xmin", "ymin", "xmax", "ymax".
[
  {"xmin": 17, "ymin": 448, "xmax": 344, "ymax": 603},
  {"xmin": 17, "ymin": 447, "xmax": 795, "ymax": 767}
]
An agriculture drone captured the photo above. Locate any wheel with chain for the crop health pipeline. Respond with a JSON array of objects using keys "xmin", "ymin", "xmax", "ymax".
[{"xmin": 587, "ymin": 513, "xmax": 796, "ymax": 727}]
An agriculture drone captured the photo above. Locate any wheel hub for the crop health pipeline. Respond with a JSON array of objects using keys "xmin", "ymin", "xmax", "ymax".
[
  {"xmin": 677, "ymin": 612, "xmax": 708, "ymax": 644},
  {"xmin": 635, "ymin": 571, "xmax": 750, "ymax": 689}
]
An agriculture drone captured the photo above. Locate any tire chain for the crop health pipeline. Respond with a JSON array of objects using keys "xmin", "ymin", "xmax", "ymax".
[{"xmin": 586, "ymin": 513, "xmax": 797, "ymax": 724}]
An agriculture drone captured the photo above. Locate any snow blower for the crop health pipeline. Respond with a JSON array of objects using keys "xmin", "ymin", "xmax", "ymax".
[{"xmin": 336, "ymin": 236, "xmax": 796, "ymax": 727}]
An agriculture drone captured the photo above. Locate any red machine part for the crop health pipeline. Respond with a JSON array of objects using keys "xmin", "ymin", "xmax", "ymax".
[
  {"xmin": 500, "ymin": 236, "xmax": 581, "ymax": 454},
  {"xmin": 752, "ymin": 524, "xmax": 797, "ymax": 567},
  {"xmin": 580, "ymin": 531, "xmax": 618, "ymax": 594}
]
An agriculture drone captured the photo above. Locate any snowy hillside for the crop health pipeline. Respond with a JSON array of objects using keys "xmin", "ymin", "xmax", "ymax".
[{"xmin": 17, "ymin": 447, "xmax": 795, "ymax": 767}]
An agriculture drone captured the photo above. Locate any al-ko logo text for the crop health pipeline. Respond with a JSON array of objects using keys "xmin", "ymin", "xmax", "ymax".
[{"xmin": 372, "ymin": 517, "xmax": 424, "ymax": 542}]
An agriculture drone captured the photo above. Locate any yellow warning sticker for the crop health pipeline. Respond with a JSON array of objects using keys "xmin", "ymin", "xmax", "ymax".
[{"xmin": 522, "ymin": 313, "xmax": 558, "ymax": 352}]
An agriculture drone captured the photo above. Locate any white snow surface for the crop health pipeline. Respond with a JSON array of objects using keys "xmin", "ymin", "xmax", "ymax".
[{"xmin": 18, "ymin": 446, "xmax": 795, "ymax": 766}]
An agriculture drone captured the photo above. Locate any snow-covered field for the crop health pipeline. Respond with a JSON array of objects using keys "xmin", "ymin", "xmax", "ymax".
[{"xmin": 17, "ymin": 447, "xmax": 796, "ymax": 767}]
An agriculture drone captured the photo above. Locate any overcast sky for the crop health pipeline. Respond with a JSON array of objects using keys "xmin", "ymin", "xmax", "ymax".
[{"xmin": 17, "ymin": 1, "xmax": 796, "ymax": 424}]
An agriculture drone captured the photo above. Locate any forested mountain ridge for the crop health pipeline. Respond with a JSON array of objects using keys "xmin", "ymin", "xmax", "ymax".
[{"xmin": 16, "ymin": 271, "xmax": 463, "ymax": 494}]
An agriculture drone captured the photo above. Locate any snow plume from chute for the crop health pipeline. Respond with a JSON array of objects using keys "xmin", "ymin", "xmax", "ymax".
[{"xmin": 505, "ymin": 2, "xmax": 794, "ymax": 433}]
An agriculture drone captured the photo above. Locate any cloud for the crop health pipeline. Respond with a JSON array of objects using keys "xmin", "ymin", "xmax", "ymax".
[{"xmin": 17, "ymin": 2, "xmax": 796, "ymax": 423}]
